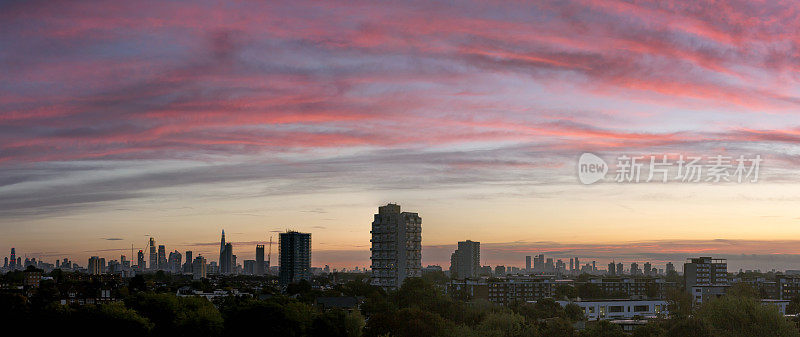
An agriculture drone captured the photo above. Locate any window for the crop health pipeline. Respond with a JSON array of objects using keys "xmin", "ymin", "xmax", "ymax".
[
  {"xmin": 608, "ymin": 306, "xmax": 624, "ymax": 313},
  {"xmin": 634, "ymin": 305, "xmax": 649, "ymax": 312}
]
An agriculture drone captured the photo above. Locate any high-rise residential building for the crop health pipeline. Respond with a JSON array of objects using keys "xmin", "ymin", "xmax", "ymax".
[
  {"xmin": 184, "ymin": 251, "xmax": 193, "ymax": 273},
  {"xmin": 148, "ymin": 238, "xmax": 157, "ymax": 270},
  {"xmin": 526, "ymin": 256, "xmax": 532, "ymax": 272},
  {"xmin": 644, "ymin": 262, "xmax": 653, "ymax": 276},
  {"xmin": 574, "ymin": 257, "xmax": 580, "ymax": 273},
  {"xmin": 684, "ymin": 257, "xmax": 728, "ymax": 292},
  {"xmin": 3, "ymin": 257, "xmax": 7, "ymax": 268},
  {"xmin": 88, "ymin": 256, "xmax": 101, "ymax": 275},
  {"xmin": 450, "ymin": 240, "xmax": 480, "ymax": 279},
  {"xmin": 608, "ymin": 261, "xmax": 616, "ymax": 275},
  {"xmin": 370, "ymin": 203, "xmax": 422, "ymax": 289},
  {"xmin": 157, "ymin": 245, "xmax": 166, "ymax": 270},
  {"xmin": 569, "ymin": 258, "xmax": 574, "ymax": 272},
  {"xmin": 256, "ymin": 244, "xmax": 265, "ymax": 275},
  {"xmin": 192, "ymin": 255, "xmax": 207, "ymax": 279},
  {"xmin": 617, "ymin": 262, "xmax": 624, "ymax": 275},
  {"xmin": 137, "ymin": 250, "xmax": 145, "ymax": 270},
  {"xmin": 279, "ymin": 231, "xmax": 311, "ymax": 286},
  {"xmin": 244, "ymin": 260, "xmax": 256, "ymax": 275}
]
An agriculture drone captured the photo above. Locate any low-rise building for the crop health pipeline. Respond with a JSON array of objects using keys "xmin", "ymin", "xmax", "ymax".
[{"xmin": 555, "ymin": 299, "xmax": 668, "ymax": 321}]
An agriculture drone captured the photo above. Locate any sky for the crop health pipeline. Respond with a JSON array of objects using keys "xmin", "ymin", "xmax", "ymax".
[{"xmin": 3, "ymin": 0, "xmax": 800, "ymax": 271}]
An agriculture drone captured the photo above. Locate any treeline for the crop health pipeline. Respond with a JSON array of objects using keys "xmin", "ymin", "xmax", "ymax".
[{"xmin": 1, "ymin": 274, "xmax": 799, "ymax": 336}]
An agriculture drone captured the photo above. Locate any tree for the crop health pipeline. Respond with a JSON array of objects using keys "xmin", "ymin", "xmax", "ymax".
[
  {"xmin": 665, "ymin": 317, "xmax": 710, "ymax": 337},
  {"xmin": 555, "ymin": 284, "xmax": 577, "ymax": 300},
  {"xmin": 394, "ymin": 307, "xmax": 453, "ymax": 337},
  {"xmin": 695, "ymin": 295, "xmax": 799, "ymax": 337},
  {"xmin": 76, "ymin": 302, "xmax": 154, "ymax": 336},
  {"xmin": 664, "ymin": 288, "xmax": 693, "ymax": 320},
  {"xmin": 125, "ymin": 292, "xmax": 223, "ymax": 337},
  {"xmin": 476, "ymin": 311, "xmax": 537, "ymax": 337},
  {"xmin": 540, "ymin": 318, "xmax": 574, "ymax": 337},
  {"xmin": 564, "ymin": 303, "xmax": 584, "ymax": 322},
  {"xmin": 631, "ymin": 322, "xmax": 666, "ymax": 337},
  {"xmin": 579, "ymin": 320, "xmax": 624, "ymax": 337}
]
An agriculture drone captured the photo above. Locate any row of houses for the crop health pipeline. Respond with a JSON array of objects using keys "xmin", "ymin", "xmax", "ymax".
[{"xmin": 449, "ymin": 275, "xmax": 679, "ymax": 305}]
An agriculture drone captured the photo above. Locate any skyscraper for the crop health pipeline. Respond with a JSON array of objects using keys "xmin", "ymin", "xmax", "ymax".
[
  {"xmin": 608, "ymin": 261, "xmax": 616, "ymax": 275},
  {"xmin": 137, "ymin": 250, "xmax": 145, "ymax": 270},
  {"xmin": 256, "ymin": 244, "xmax": 265, "ymax": 275},
  {"xmin": 184, "ymin": 251, "xmax": 192, "ymax": 273},
  {"xmin": 219, "ymin": 230, "xmax": 234, "ymax": 274},
  {"xmin": 88, "ymin": 256, "xmax": 101, "ymax": 275},
  {"xmin": 526, "ymin": 256, "xmax": 532, "ymax": 272},
  {"xmin": 370, "ymin": 203, "xmax": 422, "ymax": 289},
  {"xmin": 168, "ymin": 250, "xmax": 182, "ymax": 273},
  {"xmin": 666, "ymin": 262, "xmax": 676, "ymax": 275},
  {"xmin": 450, "ymin": 240, "xmax": 480, "ymax": 279},
  {"xmin": 148, "ymin": 238, "xmax": 157, "ymax": 270},
  {"xmin": 10, "ymin": 248, "xmax": 15, "ymax": 269},
  {"xmin": 157, "ymin": 245, "xmax": 166, "ymax": 270},
  {"xmin": 221, "ymin": 243, "xmax": 233, "ymax": 274},
  {"xmin": 192, "ymin": 255, "xmax": 207, "ymax": 280},
  {"xmin": 617, "ymin": 262, "xmax": 624, "ymax": 275},
  {"xmin": 279, "ymin": 231, "xmax": 311, "ymax": 286}
]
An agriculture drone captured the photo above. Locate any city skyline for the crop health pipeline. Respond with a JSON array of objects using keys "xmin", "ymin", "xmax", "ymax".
[
  {"xmin": 6, "ymin": 1, "xmax": 800, "ymax": 271},
  {"xmin": 6, "ymin": 213, "xmax": 800, "ymax": 272}
]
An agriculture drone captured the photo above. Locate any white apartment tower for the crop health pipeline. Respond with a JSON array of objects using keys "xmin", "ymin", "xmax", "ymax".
[{"xmin": 370, "ymin": 203, "xmax": 422, "ymax": 289}]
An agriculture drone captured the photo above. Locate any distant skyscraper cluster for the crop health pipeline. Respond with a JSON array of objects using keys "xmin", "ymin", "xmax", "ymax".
[{"xmin": 4, "ymin": 203, "xmax": 699, "ymax": 288}]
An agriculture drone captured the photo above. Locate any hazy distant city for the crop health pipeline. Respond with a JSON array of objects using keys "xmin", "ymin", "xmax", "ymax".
[{"xmin": 6, "ymin": 0, "xmax": 800, "ymax": 335}]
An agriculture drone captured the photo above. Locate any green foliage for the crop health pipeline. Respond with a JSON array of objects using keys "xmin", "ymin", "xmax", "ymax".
[
  {"xmin": 475, "ymin": 311, "xmax": 538, "ymax": 337},
  {"xmin": 579, "ymin": 320, "xmax": 624, "ymax": 337},
  {"xmin": 539, "ymin": 318, "xmax": 575, "ymax": 337},
  {"xmin": 75, "ymin": 302, "xmax": 154, "ymax": 336},
  {"xmin": 695, "ymin": 295, "xmax": 799, "ymax": 337},
  {"xmin": 664, "ymin": 288, "xmax": 693, "ymax": 320},
  {"xmin": 630, "ymin": 322, "xmax": 666, "ymax": 337},
  {"xmin": 555, "ymin": 284, "xmax": 577, "ymax": 300},
  {"xmin": 665, "ymin": 316, "xmax": 711, "ymax": 337},
  {"xmin": 726, "ymin": 283, "xmax": 759, "ymax": 299},
  {"xmin": 125, "ymin": 292, "xmax": 223, "ymax": 337},
  {"xmin": 564, "ymin": 303, "xmax": 585, "ymax": 321}
]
